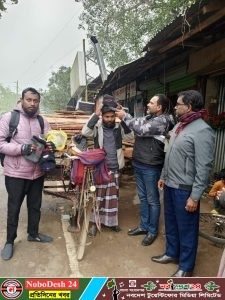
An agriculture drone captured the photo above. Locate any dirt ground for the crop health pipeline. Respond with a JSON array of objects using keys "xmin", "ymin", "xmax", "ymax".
[
  {"xmin": 0, "ymin": 168, "xmax": 223, "ymax": 278},
  {"xmin": 78, "ymin": 174, "xmax": 224, "ymax": 277}
]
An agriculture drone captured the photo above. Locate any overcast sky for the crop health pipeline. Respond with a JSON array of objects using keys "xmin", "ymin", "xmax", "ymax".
[{"xmin": 0, "ymin": 0, "xmax": 99, "ymax": 94}]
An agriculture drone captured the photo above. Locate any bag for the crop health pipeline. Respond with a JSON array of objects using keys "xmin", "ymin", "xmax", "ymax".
[
  {"xmin": 93, "ymin": 161, "xmax": 111, "ymax": 185},
  {"xmin": 23, "ymin": 136, "xmax": 46, "ymax": 163},
  {"xmin": 46, "ymin": 130, "xmax": 67, "ymax": 151},
  {"xmin": 0, "ymin": 110, "xmax": 44, "ymax": 166},
  {"xmin": 70, "ymin": 149, "xmax": 110, "ymax": 185},
  {"xmin": 77, "ymin": 148, "xmax": 107, "ymax": 165},
  {"xmin": 70, "ymin": 159, "xmax": 85, "ymax": 185},
  {"xmin": 38, "ymin": 151, "xmax": 56, "ymax": 172}
]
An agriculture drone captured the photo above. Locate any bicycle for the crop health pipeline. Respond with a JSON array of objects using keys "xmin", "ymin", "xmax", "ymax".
[
  {"xmin": 199, "ymin": 187, "xmax": 225, "ymax": 246},
  {"xmin": 44, "ymin": 150, "xmax": 104, "ymax": 260},
  {"xmin": 199, "ymin": 212, "xmax": 225, "ymax": 245}
]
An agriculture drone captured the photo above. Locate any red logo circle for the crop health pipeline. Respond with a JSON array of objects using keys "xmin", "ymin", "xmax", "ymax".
[{"xmin": 1, "ymin": 279, "xmax": 23, "ymax": 299}]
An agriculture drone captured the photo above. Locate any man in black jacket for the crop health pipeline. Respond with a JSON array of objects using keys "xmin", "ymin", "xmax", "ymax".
[{"xmin": 116, "ymin": 94, "xmax": 173, "ymax": 246}]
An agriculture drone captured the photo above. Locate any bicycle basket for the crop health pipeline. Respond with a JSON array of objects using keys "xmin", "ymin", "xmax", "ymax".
[{"xmin": 76, "ymin": 148, "xmax": 106, "ymax": 166}]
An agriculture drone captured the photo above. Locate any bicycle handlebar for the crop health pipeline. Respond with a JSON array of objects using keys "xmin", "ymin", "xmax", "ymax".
[{"xmin": 61, "ymin": 153, "xmax": 79, "ymax": 160}]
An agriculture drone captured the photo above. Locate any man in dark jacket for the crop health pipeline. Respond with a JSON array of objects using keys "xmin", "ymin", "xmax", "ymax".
[{"xmin": 116, "ymin": 94, "xmax": 173, "ymax": 246}]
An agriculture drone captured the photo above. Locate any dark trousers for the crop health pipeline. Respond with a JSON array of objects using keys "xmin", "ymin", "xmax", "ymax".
[
  {"xmin": 164, "ymin": 185, "xmax": 200, "ymax": 272},
  {"xmin": 5, "ymin": 176, "xmax": 44, "ymax": 243}
]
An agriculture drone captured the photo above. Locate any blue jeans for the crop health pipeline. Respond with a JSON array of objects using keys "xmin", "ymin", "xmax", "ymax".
[
  {"xmin": 164, "ymin": 185, "xmax": 200, "ymax": 272},
  {"xmin": 133, "ymin": 163, "xmax": 161, "ymax": 236}
]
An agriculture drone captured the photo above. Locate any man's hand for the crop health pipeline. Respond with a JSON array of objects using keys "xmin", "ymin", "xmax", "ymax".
[
  {"xmin": 95, "ymin": 101, "xmax": 103, "ymax": 116},
  {"xmin": 216, "ymin": 188, "xmax": 225, "ymax": 199},
  {"xmin": 158, "ymin": 179, "xmax": 165, "ymax": 190},
  {"xmin": 21, "ymin": 144, "xmax": 37, "ymax": 156},
  {"xmin": 46, "ymin": 141, "xmax": 56, "ymax": 153},
  {"xmin": 115, "ymin": 109, "xmax": 126, "ymax": 120},
  {"xmin": 185, "ymin": 197, "xmax": 198, "ymax": 212}
]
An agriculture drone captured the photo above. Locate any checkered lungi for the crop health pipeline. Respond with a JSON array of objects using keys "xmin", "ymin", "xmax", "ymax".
[{"xmin": 91, "ymin": 171, "xmax": 119, "ymax": 227}]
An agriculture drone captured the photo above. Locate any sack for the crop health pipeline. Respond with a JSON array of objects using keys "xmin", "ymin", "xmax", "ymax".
[
  {"xmin": 70, "ymin": 149, "xmax": 110, "ymax": 185},
  {"xmin": 46, "ymin": 130, "xmax": 67, "ymax": 151}
]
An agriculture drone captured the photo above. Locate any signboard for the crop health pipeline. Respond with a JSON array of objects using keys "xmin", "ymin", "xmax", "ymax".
[
  {"xmin": 113, "ymin": 86, "xmax": 126, "ymax": 101},
  {"xmin": 113, "ymin": 81, "xmax": 136, "ymax": 101},
  {"xmin": 70, "ymin": 52, "xmax": 86, "ymax": 98}
]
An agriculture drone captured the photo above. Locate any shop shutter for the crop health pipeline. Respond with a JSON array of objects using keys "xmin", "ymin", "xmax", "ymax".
[
  {"xmin": 159, "ymin": 64, "xmax": 187, "ymax": 83},
  {"xmin": 147, "ymin": 82, "xmax": 166, "ymax": 99},
  {"xmin": 169, "ymin": 75, "xmax": 197, "ymax": 93}
]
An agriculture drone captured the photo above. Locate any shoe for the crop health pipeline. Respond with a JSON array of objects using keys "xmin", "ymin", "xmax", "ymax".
[
  {"xmin": 171, "ymin": 269, "xmax": 193, "ymax": 277},
  {"xmin": 111, "ymin": 226, "xmax": 122, "ymax": 232},
  {"xmin": 27, "ymin": 233, "xmax": 53, "ymax": 243},
  {"xmin": 88, "ymin": 224, "xmax": 97, "ymax": 237},
  {"xmin": 1, "ymin": 243, "xmax": 13, "ymax": 260},
  {"xmin": 128, "ymin": 227, "xmax": 147, "ymax": 236},
  {"xmin": 141, "ymin": 233, "xmax": 157, "ymax": 246},
  {"xmin": 151, "ymin": 254, "xmax": 178, "ymax": 264}
]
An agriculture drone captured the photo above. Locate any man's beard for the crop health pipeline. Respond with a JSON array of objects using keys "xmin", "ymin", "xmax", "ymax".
[
  {"xmin": 103, "ymin": 121, "xmax": 115, "ymax": 128},
  {"xmin": 23, "ymin": 107, "xmax": 38, "ymax": 117}
]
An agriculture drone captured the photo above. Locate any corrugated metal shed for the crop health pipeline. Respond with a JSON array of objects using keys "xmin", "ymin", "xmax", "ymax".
[
  {"xmin": 100, "ymin": 0, "xmax": 225, "ymax": 95},
  {"xmin": 143, "ymin": 0, "xmax": 211, "ymax": 52}
]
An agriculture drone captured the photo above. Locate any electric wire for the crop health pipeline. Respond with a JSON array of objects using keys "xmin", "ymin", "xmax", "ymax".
[
  {"xmin": 18, "ymin": 8, "xmax": 82, "ymax": 81},
  {"xmin": 21, "ymin": 41, "xmax": 83, "ymax": 87}
]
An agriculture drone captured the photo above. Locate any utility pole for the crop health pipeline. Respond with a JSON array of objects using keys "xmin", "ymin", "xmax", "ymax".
[
  {"xmin": 83, "ymin": 39, "xmax": 88, "ymax": 102},
  {"xmin": 90, "ymin": 36, "xmax": 107, "ymax": 83}
]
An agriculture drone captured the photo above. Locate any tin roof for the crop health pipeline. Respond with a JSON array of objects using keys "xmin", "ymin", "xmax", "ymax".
[
  {"xmin": 143, "ymin": 0, "xmax": 211, "ymax": 52},
  {"xmin": 100, "ymin": 0, "xmax": 225, "ymax": 94}
]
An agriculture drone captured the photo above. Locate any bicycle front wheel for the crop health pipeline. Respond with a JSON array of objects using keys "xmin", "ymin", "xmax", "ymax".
[{"xmin": 199, "ymin": 213, "xmax": 225, "ymax": 245}]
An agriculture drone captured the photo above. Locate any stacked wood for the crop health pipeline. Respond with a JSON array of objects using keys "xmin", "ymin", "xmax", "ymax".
[{"xmin": 44, "ymin": 111, "xmax": 90, "ymax": 139}]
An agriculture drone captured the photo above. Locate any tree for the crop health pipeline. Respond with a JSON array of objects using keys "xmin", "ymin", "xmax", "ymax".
[
  {"xmin": 0, "ymin": 83, "xmax": 17, "ymax": 114},
  {"xmin": 0, "ymin": 0, "xmax": 18, "ymax": 18},
  {"xmin": 42, "ymin": 66, "xmax": 71, "ymax": 112},
  {"xmin": 78, "ymin": 0, "xmax": 197, "ymax": 69}
]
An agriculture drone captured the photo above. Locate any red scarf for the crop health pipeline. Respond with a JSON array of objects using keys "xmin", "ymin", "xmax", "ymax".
[{"xmin": 175, "ymin": 109, "xmax": 207, "ymax": 135}]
